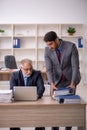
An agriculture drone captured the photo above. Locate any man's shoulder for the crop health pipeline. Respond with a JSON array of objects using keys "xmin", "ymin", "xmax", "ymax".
[
  {"xmin": 11, "ymin": 69, "xmax": 21, "ymax": 76},
  {"xmin": 32, "ymin": 70, "xmax": 41, "ymax": 75},
  {"xmin": 62, "ymin": 40, "xmax": 76, "ymax": 50},
  {"xmin": 63, "ymin": 40, "xmax": 75, "ymax": 46},
  {"xmin": 45, "ymin": 46, "xmax": 50, "ymax": 51},
  {"xmin": 45, "ymin": 47, "xmax": 53, "ymax": 55},
  {"xmin": 31, "ymin": 70, "xmax": 42, "ymax": 79}
]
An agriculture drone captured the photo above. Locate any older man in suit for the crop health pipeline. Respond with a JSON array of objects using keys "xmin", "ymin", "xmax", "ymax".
[
  {"xmin": 44, "ymin": 31, "xmax": 81, "ymax": 130},
  {"xmin": 10, "ymin": 58, "xmax": 45, "ymax": 130}
]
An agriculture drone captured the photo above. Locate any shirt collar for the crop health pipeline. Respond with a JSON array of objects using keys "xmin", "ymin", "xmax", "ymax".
[
  {"xmin": 22, "ymin": 72, "xmax": 30, "ymax": 78},
  {"xmin": 55, "ymin": 40, "xmax": 62, "ymax": 53}
]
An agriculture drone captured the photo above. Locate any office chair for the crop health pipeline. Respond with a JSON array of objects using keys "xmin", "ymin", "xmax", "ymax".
[{"xmin": 4, "ymin": 55, "xmax": 18, "ymax": 69}]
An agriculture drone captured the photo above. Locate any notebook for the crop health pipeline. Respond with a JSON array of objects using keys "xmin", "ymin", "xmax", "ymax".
[{"xmin": 13, "ymin": 86, "xmax": 37, "ymax": 101}]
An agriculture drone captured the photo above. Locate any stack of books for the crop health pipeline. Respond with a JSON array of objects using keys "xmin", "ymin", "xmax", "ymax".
[
  {"xmin": 57, "ymin": 94, "xmax": 81, "ymax": 104},
  {"xmin": 0, "ymin": 90, "xmax": 13, "ymax": 103},
  {"xmin": 52, "ymin": 87, "xmax": 74, "ymax": 100},
  {"xmin": 52, "ymin": 87, "xmax": 81, "ymax": 104}
]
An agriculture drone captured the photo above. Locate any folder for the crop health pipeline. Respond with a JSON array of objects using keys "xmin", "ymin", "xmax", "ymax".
[
  {"xmin": 13, "ymin": 38, "xmax": 20, "ymax": 48},
  {"xmin": 52, "ymin": 87, "xmax": 74, "ymax": 100},
  {"xmin": 78, "ymin": 38, "xmax": 83, "ymax": 48},
  {"xmin": 53, "ymin": 87, "xmax": 74, "ymax": 96},
  {"xmin": 57, "ymin": 94, "xmax": 81, "ymax": 104}
]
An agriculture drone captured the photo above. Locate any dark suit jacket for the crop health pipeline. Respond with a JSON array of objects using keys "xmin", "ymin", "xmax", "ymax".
[
  {"xmin": 44, "ymin": 39, "xmax": 81, "ymax": 87},
  {"xmin": 10, "ymin": 69, "xmax": 45, "ymax": 98}
]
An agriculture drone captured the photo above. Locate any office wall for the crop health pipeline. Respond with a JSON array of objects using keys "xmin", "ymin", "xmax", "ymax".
[
  {"xmin": 0, "ymin": 0, "xmax": 87, "ymax": 23},
  {"xmin": 0, "ymin": 0, "xmax": 87, "ymax": 84}
]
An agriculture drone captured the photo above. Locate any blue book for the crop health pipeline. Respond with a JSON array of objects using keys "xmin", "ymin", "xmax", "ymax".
[{"xmin": 57, "ymin": 95, "xmax": 81, "ymax": 104}]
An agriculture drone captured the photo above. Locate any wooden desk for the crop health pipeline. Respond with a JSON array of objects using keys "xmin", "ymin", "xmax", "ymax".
[
  {"xmin": 0, "ymin": 96, "xmax": 86, "ymax": 130},
  {"xmin": 0, "ymin": 70, "xmax": 11, "ymax": 81},
  {"xmin": 0, "ymin": 70, "xmax": 47, "ymax": 81}
]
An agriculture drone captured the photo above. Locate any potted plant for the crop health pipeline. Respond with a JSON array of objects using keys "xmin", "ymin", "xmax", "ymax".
[
  {"xmin": 67, "ymin": 27, "xmax": 76, "ymax": 35},
  {"xmin": 0, "ymin": 29, "xmax": 5, "ymax": 35}
]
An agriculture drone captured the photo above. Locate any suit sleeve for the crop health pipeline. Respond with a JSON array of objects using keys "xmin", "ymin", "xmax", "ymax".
[
  {"xmin": 44, "ymin": 47, "xmax": 54, "ymax": 84},
  {"xmin": 71, "ymin": 44, "xmax": 81, "ymax": 85},
  {"xmin": 10, "ymin": 72, "xmax": 18, "ymax": 90},
  {"xmin": 36, "ymin": 71, "xmax": 45, "ymax": 98}
]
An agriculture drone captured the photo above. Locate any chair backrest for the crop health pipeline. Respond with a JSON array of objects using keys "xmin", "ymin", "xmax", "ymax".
[{"xmin": 4, "ymin": 55, "xmax": 17, "ymax": 69}]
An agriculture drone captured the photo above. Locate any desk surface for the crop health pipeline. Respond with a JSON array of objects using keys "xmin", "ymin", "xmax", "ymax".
[
  {"xmin": 0, "ymin": 96, "xmax": 86, "ymax": 130},
  {"xmin": 0, "ymin": 96, "xmax": 86, "ymax": 106}
]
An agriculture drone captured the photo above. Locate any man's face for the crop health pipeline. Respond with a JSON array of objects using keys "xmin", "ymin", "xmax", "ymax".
[
  {"xmin": 46, "ymin": 39, "xmax": 59, "ymax": 50},
  {"xmin": 21, "ymin": 62, "xmax": 33, "ymax": 77}
]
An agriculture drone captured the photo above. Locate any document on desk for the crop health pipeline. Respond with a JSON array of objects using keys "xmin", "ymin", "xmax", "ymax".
[{"xmin": 0, "ymin": 90, "xmax": 13, "ymax": 103}]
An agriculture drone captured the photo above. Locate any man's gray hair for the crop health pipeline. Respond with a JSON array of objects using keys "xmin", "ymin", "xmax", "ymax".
[{"xmin": 20, "ymin": 58, "xmax": 32, "ymax": 66}]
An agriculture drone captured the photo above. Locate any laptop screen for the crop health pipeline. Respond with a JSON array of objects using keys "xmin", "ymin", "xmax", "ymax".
[{"xmin": 13, "ymin": 86, "xmax": 37, "ymax": 101}]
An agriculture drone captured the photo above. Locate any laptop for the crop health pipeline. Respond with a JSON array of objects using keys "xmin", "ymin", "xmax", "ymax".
[{"xmin": 13, "ymin": 86, "xmax": 37, "ymax": 101}]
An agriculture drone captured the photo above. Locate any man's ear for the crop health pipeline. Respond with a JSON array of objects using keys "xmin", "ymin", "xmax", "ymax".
[
  {"xmin": 55, "ymin": 38, "xmax": 59, "ymax": 43},
  {"xmin": 20, "ymin": 65, "xmax": 23, "ymax": 70},
  {"xmin": 55, "ymin": 38, "xmax": 60, "ymax": 47}
]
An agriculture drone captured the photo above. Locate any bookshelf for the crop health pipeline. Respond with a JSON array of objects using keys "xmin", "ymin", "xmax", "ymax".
[{"xmin": 0, "ymin": 24, "xmax": 84, "ymax": 78}]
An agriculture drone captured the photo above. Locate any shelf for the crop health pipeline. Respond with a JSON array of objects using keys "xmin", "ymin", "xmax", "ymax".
[
  {"xmin": 37, "ymin": 48, "xmax": 45, "ymax": 50},
  {"xmin": 0, "ymin": 24, "xmax": 13, "ymax": 36},
  {"xmin": 37, "ymin": 24, "xmax": 60, "ymax": 37},
  {"xmin": 0, "ymin": 35, "xmax": 12, "ymax": 38},
  {"xmin": 61, "ymin": 35, "xmax": 83, "ymax": 38},
  {"xmin": 13, "ymin": 35, "xmax": 36, "ymax": 38},
  {"xmin": 0, "ymin": 23, "xmax": 84, "ymax": 74},
  {"xmin": 13, "ymin": 48, "xmax": 36, "ymax": 50},
  {"xmin": 13, "ymin": 24, "xmax": 37, "ymax": 37},
  {"xmin": 61, "ymin": 24, "xmax": 83, "ymax": 37}
]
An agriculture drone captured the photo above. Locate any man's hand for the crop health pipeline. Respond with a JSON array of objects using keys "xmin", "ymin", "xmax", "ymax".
[
  {"xmin": 50, "ymin": 83, "xmax": 57, "ymax": 96},
  {"xmin": 69, "ymin": 82, "xmax": 75, "ymax": 89}
]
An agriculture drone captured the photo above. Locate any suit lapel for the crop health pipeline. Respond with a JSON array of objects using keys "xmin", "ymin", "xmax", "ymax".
[
  {"xmin": 19, "ymin": 70, "xmax": 25, "ymax": 85},
  {"xmin": 61, "ymin": 42, "xmax": 66, "ymax": 66},
  {"xmin": 51, "ymin": 50, "xmax": 60, "ymax": 66},
  {"xmin": 49, "ymin": 42, "xmax": 66, "ymax": 68}
]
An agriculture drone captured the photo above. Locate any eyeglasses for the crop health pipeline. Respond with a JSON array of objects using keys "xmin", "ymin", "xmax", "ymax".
[{"xmin": 22, "ymin": 67, "xmax": 32, "ymax": 71}]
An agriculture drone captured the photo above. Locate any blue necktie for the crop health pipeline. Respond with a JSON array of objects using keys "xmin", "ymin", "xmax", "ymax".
[{"xmin": 25, "ymin": 77, "xmax": 29, "ymax": 86}]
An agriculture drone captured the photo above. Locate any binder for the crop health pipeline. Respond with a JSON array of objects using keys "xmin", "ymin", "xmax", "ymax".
[
  {"xmin": 13, "ymin": 38, "xmax": 20, "ymax": 48},
  {"xmin": 52, "ymin": 87, "xmax": 74, "ymax": 100},
  {"xmin": 53, "ymin": 87, "xmax": 74, "ymax": 96},
  {"xmin": 78, "ymin": 38, "xmax": 83, "ymax": 48},
  {"xmin": 57, "ymin": 94, "xmax": 81, "ymax": 104}
]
